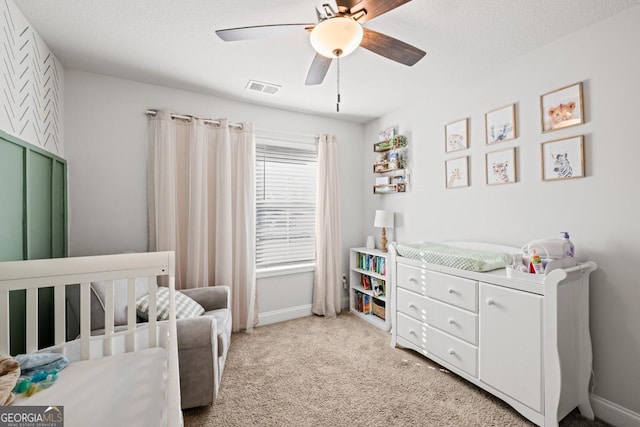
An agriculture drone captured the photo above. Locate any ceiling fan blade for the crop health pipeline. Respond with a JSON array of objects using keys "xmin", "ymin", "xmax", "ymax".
[
  {"xmin": 360, "ymin": 28, "xmax": 426, "ymax": 66},
  {"xmin": 216, "ymin": 23, "xmax": 314, "ymax": 42},
  {"xmin": 335, "ymin": 0, "xmax": 362, "ymax": 12},
  {"xmin": 352, "ymin": 0, "xmax": 411, "ymax": 23},
  {"xmin": 305, "ymin": 53, "xmax": 333, "ymax": 85}
]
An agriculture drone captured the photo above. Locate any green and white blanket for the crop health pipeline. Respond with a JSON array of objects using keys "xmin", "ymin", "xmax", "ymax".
[{"xmin": 396, "ymin": 242, "xmax": 514, "ymax": 272}]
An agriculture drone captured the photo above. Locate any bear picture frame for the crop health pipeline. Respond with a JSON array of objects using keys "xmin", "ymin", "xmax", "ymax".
[
  {"xmin": 445, "ymin": 118, "xmax": 469, "ymax": 153},
  {"xmin": 540, "ymin": 82, "xmax": 584, "ymax": 133},
  {"xmin": 486, "ymin": 147, "xmax": 516, "ymax": 185}
]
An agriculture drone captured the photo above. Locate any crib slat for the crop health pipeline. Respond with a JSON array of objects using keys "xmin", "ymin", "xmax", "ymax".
[
  {"xmin": 54, "ymin": 285, "xmax": 66, "ymax": 345},
  {"xmin": 126, "ymin": 277, "xmax": 136, "ymax": 352},
  {"xmin": 148, "ymin": 276, "xmax": 157, "ymax": 348},
  {"xmin": 0, "ymin": 289, "xmax": 9, "ymax": 355},
  {"xmin": 104, "ymin": 280, "xmax": 114, "ymax": 356},
  {"xmin": 80, "ymin": 282, "xmax": 91, "ymax": 360},
  {"xmin": 26, "ymin": 288, "xmax": 38, "ymax": 353}
]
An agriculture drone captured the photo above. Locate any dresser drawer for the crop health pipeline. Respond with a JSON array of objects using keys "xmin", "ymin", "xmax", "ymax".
[
  {"xmin": 396, "ymin": 287, "xmax": 429, "ymax": 322},
  {"xmin": 396, "ymin": 263, "xmax": 428, "ymax": 296},
  {"xmin": 396, "ymin": 312, "xmax": 428, "ymax": 352},
  {"xmin": 426, "ymin": 325, "xmax": 478, "ymax": 377},
  {"xmin": 425, "ymin": 298, "xmax": 478, "ymax": 345},
  {"xmin": 425, "ymin": 271, "xmax": 478, "ymax": 313}
]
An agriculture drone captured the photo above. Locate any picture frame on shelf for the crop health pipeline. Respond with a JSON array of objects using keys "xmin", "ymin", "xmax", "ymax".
[
  {"xmin": 540, "ymin": 82, "xmax": 584, "ymax": 133},
  {"xmin": 378, "ymin": 127, "xmax": 396, "ymax": 142},
  {"xmin": 541, "ymin": 135, "xmax": 585, "ymax": 181},
  {"xmin": 486, "ymin": 147, "xmax": 516, "ymax": 185},
  {"xmin": 445, "ymin": 118, "xmax": 469, "ymax": 152},
  {"xmin": 445, "ymin": 156, "xmax": 469, "ymax": 189},
  {"xmin": 485, "ymin": 103, "xmax": 516, "ymax": 144}
]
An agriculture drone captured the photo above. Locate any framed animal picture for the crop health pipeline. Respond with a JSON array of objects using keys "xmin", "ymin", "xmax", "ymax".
[
  {"xmin": 485, "ymin": 104, "xmax": 516, "ymax": 144},
  {"xmin": 486, "ymin": 148, "xmax": 516, "ymax": 185},
  {"xmin": 445, "ymin": 118, "xmax": 468, "ymax": 153},
  {"xmin": 540, "ymin": 82, "xmax": 584, "ymax": 133},
  {"xmin": 445, "ymin": 156, "xmax": 469, "ymax": 189},
  {"xmin": 541, "ymin": 135, "xmax": 584, "ymax": 181}
]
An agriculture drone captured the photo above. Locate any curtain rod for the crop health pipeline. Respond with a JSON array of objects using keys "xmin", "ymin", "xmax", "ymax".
[{"xmin": 145, "ymin": 109, "xmax": 243, "ymax": 129}]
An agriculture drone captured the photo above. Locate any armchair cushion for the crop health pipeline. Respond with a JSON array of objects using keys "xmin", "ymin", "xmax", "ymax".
[
  {"xmin": 136, "ymin": 288, "xmax": 205, "ymax": 321},
  {"xmin": 90, "ymin": 278, "xmax": 149, "ymax": 330}
]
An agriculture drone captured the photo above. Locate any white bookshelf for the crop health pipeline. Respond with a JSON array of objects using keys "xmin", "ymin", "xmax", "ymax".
[{"xmin": 349, "ymin": 247, "xmax": 391, "ymax": 331}]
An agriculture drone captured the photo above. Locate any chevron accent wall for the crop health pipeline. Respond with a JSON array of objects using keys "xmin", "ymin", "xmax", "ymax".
[{"xmin": 1, "ymin": 0, "xmax": 64, "ymax": 156}]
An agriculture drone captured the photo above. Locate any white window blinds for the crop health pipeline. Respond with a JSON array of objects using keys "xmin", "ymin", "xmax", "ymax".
[{"xmin": 256, "ymin": 140, "xmax": 317, "ymax": 268}]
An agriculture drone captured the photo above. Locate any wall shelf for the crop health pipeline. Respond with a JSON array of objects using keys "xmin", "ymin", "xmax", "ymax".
[{"xmin": 373, "ymin": 133, "xmax": 408, "ymax": 193}]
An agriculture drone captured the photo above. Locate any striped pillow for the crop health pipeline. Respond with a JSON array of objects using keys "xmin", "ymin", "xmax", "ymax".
[{"xmin": 136, "ymin": 287, "xmax": 205, "ymax": 321}]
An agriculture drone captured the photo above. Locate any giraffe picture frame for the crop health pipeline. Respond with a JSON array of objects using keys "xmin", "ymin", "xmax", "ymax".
[
  {"xmin": 445, "ymin": 156, "xmax": 469, "ymax": 188},
  {"xmin": 541, "ymin": 135, "xmax": 584, "ymax": 181}
]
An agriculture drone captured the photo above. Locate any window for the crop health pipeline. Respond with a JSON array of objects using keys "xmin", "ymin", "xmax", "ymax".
[{"xmin": 256, "ymin": 138, "xmax": 317, "ymax": 268}]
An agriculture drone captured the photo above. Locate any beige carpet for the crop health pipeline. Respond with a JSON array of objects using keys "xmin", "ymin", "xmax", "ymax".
[{"xmin": 183, "ymin": 313, "xmax": 608, "ymax": 427}]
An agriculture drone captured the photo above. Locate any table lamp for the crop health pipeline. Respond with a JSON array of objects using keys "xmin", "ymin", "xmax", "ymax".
[{"xmin": 374, "ymin": 210, "xmax": 394, "ymax": 252}]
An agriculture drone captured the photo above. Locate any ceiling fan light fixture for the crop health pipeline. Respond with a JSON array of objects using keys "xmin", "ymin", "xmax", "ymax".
[{"xmin": 309, "ymin": 17, "xmax": 363, "ymax": 58}]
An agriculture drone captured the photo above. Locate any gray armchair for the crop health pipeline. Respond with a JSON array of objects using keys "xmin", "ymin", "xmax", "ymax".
[
  {"xmin": 178, "ymin": 287, "xmax": 231, "ymax": 408},
  {"xmin": 85, "ymin": 281, "xmax": 232, "ymax": 409}
]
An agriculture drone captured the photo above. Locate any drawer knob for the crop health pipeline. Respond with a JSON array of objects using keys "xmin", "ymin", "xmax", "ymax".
[
  {"xmin": 448, "ymin": 348, "xmax": 456, "ymax": 355},
  {"xmin": 409, "ymin": 328, "xmax": 416, "ymax": 336},
  {"xmin": 448, "ymin": 318, "xmax": 455, "ymax": 325},
  {"xmin": 448, "ymin": 287, "xmax": 455, "ymax": 294},
  {"xmin": 409, "ymin": 276, "xmax": 417, "ymax": 283},
  {"xmin": 408, "ymin": 303, "xmax": 417, "ymax": 309},
  {"xmin": 487, "ymin": 298, "xmax": 495, "ymax": 306}
]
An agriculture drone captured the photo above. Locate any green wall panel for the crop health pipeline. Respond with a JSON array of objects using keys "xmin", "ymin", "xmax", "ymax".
[
  {"xmin": 52, "ymin": 160, "xmax": 66, "ymax": 258},
  {"xmin": 0, "ymin": 132, "xmax": 67, "ymax": 354},
  {"xmin": 0, "ymin": 141, "xmax": 25, "ymax": 261},
  {"xmin": 28, "ymin": 151, "xmax": 53, "ymax": 260}
]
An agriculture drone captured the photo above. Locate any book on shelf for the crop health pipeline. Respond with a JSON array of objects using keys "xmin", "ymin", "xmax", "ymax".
[
  {"xmin": 353, "ymin": 290, "xmax": 372, "ymax": 314},
  {"xmin": 371, "ymin": 278, "xmax": 386, "ymax": 297},
  {"xmin": 356, "ymin": 252, "xmax": 386, "ymax": 276},
  {"xmin": 361, "ymin": 274, "xmax": 372, "ymax": 290},
  {"xmin": 354, "ymin": 290, "xmax": 363, "ymax": 312},
  {"xmin": 363, "ymin": 294, "xmax": 371, "ymax": 314}
]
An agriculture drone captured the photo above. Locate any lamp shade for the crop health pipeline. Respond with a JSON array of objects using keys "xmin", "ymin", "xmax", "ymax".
[
  {"xmin": 374, "ymin": 210, "xmax": 394, "ymax": 229},
  {"xmin": 309, "ymin": 17, "xmax": 363, "ymax": 58}
]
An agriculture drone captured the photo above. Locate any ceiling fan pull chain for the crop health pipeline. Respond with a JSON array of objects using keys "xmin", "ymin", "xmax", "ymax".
[{"xmin": 336, "ymin": 53, "xmax": 341, "ymax": 112}]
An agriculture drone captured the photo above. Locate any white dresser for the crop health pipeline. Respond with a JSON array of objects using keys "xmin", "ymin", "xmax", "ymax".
[{"xmin": 389, "ymin": 243, "xmax": 597, "ymax": 427}]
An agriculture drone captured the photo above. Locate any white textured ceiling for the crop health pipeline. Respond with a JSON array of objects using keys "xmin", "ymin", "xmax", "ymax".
[{"xmin": 13, "ymin": 0, "xmax": 640, "ymax": 123}]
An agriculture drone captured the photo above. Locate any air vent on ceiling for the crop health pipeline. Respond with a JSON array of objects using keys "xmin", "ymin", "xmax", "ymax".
[{"xmin": 246, "ymin": 80, "xmax": 281, "ymax": 95}]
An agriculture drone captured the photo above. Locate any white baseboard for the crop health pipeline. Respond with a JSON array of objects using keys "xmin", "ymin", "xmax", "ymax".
[
  {"xmin": 257, "ymin": 304, "xmax": 312, "ymax": 326},
  {"xmin": 591, "ymin": 394, "xmax": 640, "ymax": 427}
]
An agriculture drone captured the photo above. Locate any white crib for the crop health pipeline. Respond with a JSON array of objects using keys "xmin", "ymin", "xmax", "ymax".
[{"xmin": 0, "ymin": 251, "xmax": 182, "ymax": 426}]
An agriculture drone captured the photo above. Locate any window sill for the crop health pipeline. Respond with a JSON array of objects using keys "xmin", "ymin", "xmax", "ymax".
[{"xmin": 256, "ymin": 262, "xmax": 316, "ymax": 279}]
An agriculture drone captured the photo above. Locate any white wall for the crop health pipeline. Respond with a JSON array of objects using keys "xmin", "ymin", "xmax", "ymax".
[
  {"xmin": 364, "ymin": 7, "xmax": 640, "ymax": 421},
  {"xmin": 64, "ymin": 69, "xmax": 364, "ymax": 318}
]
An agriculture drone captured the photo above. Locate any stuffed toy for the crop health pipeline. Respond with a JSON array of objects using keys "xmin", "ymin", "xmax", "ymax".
[{"xmin": 0, "ymin": 355, "xmax": 21, "ymax": 405}]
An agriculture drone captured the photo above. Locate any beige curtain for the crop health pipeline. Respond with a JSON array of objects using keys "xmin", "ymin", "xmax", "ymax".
[
  {"xmin": 312, "ymin": 134, "xmax": 342, "ymax": 317},
  {"xmin": 148, "ymin": 111, "xmax": 257, "ymax": 332}
]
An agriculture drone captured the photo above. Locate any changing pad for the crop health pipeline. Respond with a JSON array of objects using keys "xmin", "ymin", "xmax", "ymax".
[{"xmin": 396, "ymin": 242, "xmax": 514, "ymax": 272}]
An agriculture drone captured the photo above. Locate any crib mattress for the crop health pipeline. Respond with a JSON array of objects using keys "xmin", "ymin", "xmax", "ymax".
[
  {"xmin": 396, "ymin": 242, "xmax": 514, "ymax": 272},
  {"xmin": 13, "ymin": 347, "xmax": 168, "ymax": 427}
]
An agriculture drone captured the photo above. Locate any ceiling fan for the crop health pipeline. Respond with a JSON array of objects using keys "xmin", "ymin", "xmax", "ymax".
[{"xmin": 215, "ymin": 0, "xmax": 426, "ymax": 86}]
